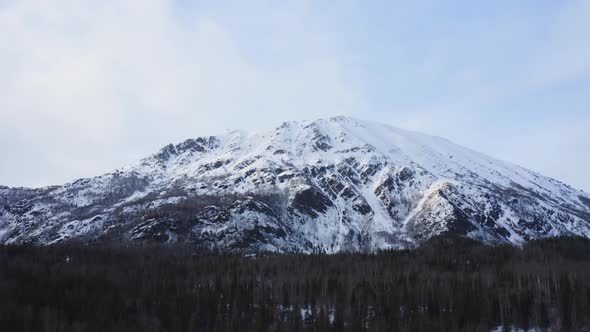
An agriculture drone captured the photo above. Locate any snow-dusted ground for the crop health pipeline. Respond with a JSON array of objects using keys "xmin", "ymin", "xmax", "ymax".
[{"xmin": 1, "ymin": 116, "xmax": 589, "ymax": 251}]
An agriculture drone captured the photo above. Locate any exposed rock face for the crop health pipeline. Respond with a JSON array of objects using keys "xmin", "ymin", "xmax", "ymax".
[{"xmin": 1, "ymin": 116, "xmax": 589, "ymax": 252}]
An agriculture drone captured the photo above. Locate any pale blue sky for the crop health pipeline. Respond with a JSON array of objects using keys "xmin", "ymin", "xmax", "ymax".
[{"xmin": 1, "ymin": 0, "xmax": 589, "ymax": 191}]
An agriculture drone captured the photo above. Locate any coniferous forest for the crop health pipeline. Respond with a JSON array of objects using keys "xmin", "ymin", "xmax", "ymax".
[{"xmin": 1, "ymin": 236, "xmax": 589, "ymax": 332}]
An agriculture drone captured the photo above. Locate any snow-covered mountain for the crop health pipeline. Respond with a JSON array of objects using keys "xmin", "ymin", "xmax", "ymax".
[{"xmin": 2, "ymin": 116, "xmax": 590, "ymax": 252}]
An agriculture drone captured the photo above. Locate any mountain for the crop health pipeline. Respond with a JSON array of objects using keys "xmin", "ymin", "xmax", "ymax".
[{"xmin": 1, "ymin": 116, "xmax": 589, "ymax": 252}]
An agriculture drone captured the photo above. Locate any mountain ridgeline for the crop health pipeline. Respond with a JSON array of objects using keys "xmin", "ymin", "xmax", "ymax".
[{"xmin": 1, "ymin": 116, "xmax": 589, "ymax": 251}]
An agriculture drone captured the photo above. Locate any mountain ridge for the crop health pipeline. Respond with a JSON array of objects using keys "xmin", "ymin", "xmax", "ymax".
[{"xmin": 1, "ymin": 116, "xmax": 589, "ymax": 252}]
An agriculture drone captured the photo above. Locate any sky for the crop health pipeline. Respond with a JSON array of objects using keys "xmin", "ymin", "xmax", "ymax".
[{"xmin": 1, "ymin": 0, "xmax": 589, "ymax": 191}]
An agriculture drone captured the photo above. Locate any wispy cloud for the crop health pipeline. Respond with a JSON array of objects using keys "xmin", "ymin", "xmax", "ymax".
[{"xmin": 0, "ymin": 0, "xmax": 365, "ymax": 187}]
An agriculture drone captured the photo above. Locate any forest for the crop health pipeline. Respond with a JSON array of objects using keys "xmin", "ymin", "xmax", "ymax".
[{"xmin": 1, "ymin": 235, "xmax": 589, "ymax": 332}]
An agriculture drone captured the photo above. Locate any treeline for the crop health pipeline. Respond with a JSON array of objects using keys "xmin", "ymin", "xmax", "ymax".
[{"xmin": 1, "ymin": 236, "xmax": 590, "ymax": 331}]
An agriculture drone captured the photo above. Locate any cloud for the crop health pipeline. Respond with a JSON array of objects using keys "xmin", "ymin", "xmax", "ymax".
[
  {"xmin": 1, "ymin": 0, "xmax": 588, "ymax": 192},
  {"xmin": 0, "ymin": 0, "xmax": 365, "ymax": 187}
]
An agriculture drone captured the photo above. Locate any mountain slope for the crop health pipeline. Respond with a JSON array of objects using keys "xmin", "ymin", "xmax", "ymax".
[{"xmin": 1, "ymin": 116, "xmax": 589, "ymax": 252}]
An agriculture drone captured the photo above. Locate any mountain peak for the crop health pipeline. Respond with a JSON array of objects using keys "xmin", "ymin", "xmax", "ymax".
[
  {"xmin": 324, "ymin": 115, "xmax": 363, "ymax": 124},
  {"xmin": 308, "ymin": 115, "xmax": 388, "ymax": 130}
]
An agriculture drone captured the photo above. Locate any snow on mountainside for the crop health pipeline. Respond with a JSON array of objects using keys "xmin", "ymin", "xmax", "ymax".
[{"xmin": 1, "ymin": 116, "xmax": 589, "ymax": 252}]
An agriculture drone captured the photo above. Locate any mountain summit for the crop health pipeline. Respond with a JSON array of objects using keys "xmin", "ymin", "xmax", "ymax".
[{"xmin": 1, "ymin": 116, "xmax": 589, "ymax": 251}]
